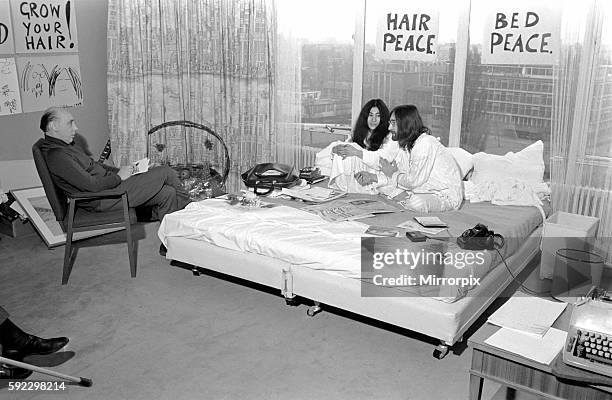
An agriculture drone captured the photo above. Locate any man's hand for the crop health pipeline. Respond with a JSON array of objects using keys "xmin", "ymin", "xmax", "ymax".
[
  {"xmin": 354, "ymin": 171, "xmax": 377, "ymax": 186},
  {"xmin": 332, "ymin": 144, "xmax": 362, "ymax": 159},
  {"xmin": 117, "ymin": 166, "xmax": 134, "ymax": 181},
  {"xmin": 379, "ymin": 158, "xmax": 398, "ymax": 177}
]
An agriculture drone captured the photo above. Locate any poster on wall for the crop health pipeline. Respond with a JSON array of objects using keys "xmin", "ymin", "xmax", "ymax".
[
  {"xmin": 0, "ymin": 0, "xmax": 15, "ymax": 54},
  {"xmin": 17, "ymin": 54, "xmax": 82, "ymax": 112},
  {"xmin": 0, "ymin": 57, "xmax": 22, "ymax": 115},
  {"xmin": 375, "ymin": 1, "xmax": 439, "ymax": 62},
  {"xmin": 10, "ymin": 0, "xmax": 79, "ymax": 53},
  {"xmin": 482, "ymin": 2, "xmax": 560, "ymax": 65}
]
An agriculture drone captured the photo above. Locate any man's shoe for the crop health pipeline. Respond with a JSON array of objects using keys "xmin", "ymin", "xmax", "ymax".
[
  {"xmin": 0, "ymin": 365, "xmax": 32, "ymax": 380},
  {"xmin": 15, "ymin": 335, "xmax": 69, "ymax": 357},
  {"xmin": 159, "ymin": 244, "xmax": 167, "ymax": 257}
]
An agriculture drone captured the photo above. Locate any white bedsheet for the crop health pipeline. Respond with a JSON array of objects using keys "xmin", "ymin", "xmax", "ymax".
[{"xmin": 159, "ymin": 200, "xmax": 368, "ymax": 278}]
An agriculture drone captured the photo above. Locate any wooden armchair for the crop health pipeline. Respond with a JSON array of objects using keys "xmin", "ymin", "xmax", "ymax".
[{"xmin": 32, "ymin": 139, "xmax": 137, "ymax": 284}]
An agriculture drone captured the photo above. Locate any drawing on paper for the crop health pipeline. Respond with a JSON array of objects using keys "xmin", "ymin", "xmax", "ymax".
[
  {"xmin": 17, "ymin": 54, "xmax": 82, "ymax": 112},
  {"xmin": 0, "ymin": 57, "xmax": 22, "ymax": 115}
]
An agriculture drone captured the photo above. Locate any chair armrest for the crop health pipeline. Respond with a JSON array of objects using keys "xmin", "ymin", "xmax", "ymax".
[{"xmin": 68, "ymin": 189, "xmax": 127, "ymax": 201}]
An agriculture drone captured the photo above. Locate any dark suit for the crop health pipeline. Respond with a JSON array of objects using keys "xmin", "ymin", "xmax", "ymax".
[
  {"xmin": 0, "ymin": 306, "xmax": 7, "ymax": 324},
  {"xmin": 39, "ymin": 135, "xmax": 188, "ymax": 221}
]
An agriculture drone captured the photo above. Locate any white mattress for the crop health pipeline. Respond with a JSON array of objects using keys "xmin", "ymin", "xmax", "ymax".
[
  {"xmin": 164, "ymin": 227, "xmax": 541, "ymax": 345},
  {"xmin": 159, "ymin": 198, "xmax": 545, "ymax": 302}
]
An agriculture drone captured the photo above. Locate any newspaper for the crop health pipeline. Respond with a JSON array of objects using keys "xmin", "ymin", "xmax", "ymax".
[
  {"xmin": 281, "ymin": 186, "xmax": 346, "ymax": 203},
  {"xmin": 302, "ymin": 197, "xmax": 399, "ymax": 223}
]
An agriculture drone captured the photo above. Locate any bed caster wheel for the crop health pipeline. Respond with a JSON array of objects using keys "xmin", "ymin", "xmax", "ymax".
[
  {"xmin": 191, "ymin": 268, "xmax": 200, "ymax": 276},
  {"xmin": 433, "ymin": 344, "xmax": 449, "ymax": 359},
  {"xmin": 306, "ymin": 305, "xmax": 321, "ymax": 317},
  {"xmin": 285, "ymin": 297, "xmax": 298, "ymax": 306}
]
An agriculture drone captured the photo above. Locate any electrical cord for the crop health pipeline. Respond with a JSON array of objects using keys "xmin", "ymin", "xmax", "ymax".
[{"xmin": 494, "ymin": 247, "xmax": 562, "ymax": 301}]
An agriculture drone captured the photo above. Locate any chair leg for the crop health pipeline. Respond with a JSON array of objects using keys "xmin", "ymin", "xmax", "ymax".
[
  {"xmin": 123, "ymin": 195, "xmax": 136, "ymax": 278},
  {"xmin": 62, "ymin": 201, "xmax": 77, "ymax": 285}
]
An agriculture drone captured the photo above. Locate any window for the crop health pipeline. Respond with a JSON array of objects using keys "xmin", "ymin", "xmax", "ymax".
[
  {"xmin": 461, "ymin": 0, "xmax": 554, "ymax": 175},
  {"xmin": 280, "ymin": 0, "xmax": 356, "ymax": 165},
  {"xmin": 362, "ymin": 0, "xmax": 460, "ymax": 145}
]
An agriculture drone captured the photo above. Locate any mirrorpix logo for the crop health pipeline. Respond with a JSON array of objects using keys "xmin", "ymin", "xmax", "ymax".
[{"xmin": 360, "ymin": 237, "xmax": 486, "ymax": 296}]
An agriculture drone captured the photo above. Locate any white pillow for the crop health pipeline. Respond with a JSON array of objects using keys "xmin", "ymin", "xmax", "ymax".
[
  {"xmin": 446, "ymin": 147, "xmax": 473, "ymax": 179},
  {"xmin": 470, "ymin": 140, "xmax": 544, "ymax": 185}
]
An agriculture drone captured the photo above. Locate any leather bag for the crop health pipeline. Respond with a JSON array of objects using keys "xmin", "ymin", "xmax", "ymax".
[{"xmin": 241, "ymin": 163, "xmax": 300, "ymax": 195}]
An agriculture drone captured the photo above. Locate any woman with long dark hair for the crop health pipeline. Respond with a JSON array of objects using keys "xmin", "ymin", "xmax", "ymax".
[
  {"xmin": 337, "ymin": 98, "xmax": 390, "ymax": 152},
  {"xmin": 317, "ymin": 99, "xmax": 398, "ymax": 193},
  {"xmin": 354, "ymin": 105, "xmax": 462, "ymax": 212}
]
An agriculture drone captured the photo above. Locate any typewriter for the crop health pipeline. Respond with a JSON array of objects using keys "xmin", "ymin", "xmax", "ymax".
[{"xmin": 563, "ymin": 287, "xmax": 612, "ymax": 377}]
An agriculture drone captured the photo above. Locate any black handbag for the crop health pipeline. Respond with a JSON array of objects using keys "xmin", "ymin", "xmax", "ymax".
[
  {"xmin": 241, "ymin": 163, "xmax": 300, "ymax": 195},
  {"xmin": 457, "ymin": 223, "xmax": 505, "ymax": 250}
]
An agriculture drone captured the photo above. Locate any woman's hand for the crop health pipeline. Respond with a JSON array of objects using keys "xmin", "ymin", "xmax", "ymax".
[
  {"xmin": 354, "ymin": 171, "xmax": 377, "ymax": 186},
  {"xmin": 379, "ymin": 158, "xmax": 398, "ymax": 177},
  {"xmin": 332, "ymin": 144, "xmax": 362, "ymax": 159}
]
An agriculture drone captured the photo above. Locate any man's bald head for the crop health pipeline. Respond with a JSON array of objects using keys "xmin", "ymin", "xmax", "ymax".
[
  {"xmin": 40, "ymin": 107, "xmax": 65, "ymax": 133},
  {"xmin": 40, "ymin": 107, "xmax": 78, "ymax": 144}
]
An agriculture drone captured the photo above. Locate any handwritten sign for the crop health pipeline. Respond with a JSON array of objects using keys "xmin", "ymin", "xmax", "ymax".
[
  {"xmin": 0, "ymin": 58, "xmax": 22, "ymax": 115},
  {"xmin": 0, "ymin": 0, "xmax": 14, "ymax": 54},
  {"xmin": 376, "ymin": 7, "xmax": 439, "ymax": 61},
  {"xmin": 482, "ymin": 4, "xmax": 560, "ymax": 65},
  {"xmin": 17, "ymin": 54, "xmax": 82, "ymax": 112},
  {"xmin": 11, "ymin": 0, "xmax": 79, "ymax": 53}
]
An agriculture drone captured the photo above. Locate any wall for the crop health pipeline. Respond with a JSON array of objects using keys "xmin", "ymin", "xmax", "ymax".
[{"xmin": 0, "ymin": 0, "xmax": 108, "ymax": 190}]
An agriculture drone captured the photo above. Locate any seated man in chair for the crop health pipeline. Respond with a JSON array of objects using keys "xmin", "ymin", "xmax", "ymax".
[{"xmin": 38, "ymin": 107, "xmax": 189, "ymax": 255}]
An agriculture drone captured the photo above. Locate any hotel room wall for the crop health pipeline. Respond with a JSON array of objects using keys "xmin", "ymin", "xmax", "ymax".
[{"xmin": 0, "ymin": 0, "xmax": 109, "ymax": 190}]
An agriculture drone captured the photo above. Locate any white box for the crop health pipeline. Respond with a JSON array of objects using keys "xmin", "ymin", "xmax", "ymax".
[{"xmin": 540, "ymin": 211, "xmax": 599, "ymax": 279}]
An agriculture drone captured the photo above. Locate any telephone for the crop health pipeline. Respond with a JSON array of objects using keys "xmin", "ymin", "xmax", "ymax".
[
  {"xmin": 456, "ymin": 223, "xmax": 505, "ymax": 251},
  {"xmin": 563, "ymin": 287, "xmax": 612, "ymax": 377}
]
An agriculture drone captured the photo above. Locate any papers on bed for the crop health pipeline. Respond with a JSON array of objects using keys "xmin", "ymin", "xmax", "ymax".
[
  {"xmin": 301, "ymin": 198, "xmax": 400, "ymax": 223},
  {"xmin": 485, "ymin": 327, "xmax": 567, "ymax": 365},
  {"xmin": 487, "ymin": 296, "xmax": 567, "ymax": 336},
  {"xmin": 281, "ymin": 186, "xmax": 346, "ymax": 203},
  {"xmin": 396, "ymin": 220, "xmax": 447, "ymax": 235}
]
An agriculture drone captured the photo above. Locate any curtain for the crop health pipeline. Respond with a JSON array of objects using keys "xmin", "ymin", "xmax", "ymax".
[
  {"xmin": 107, "ymin": 0, "xmax": 300, "ymax": 192},
  {"xmin": 551, "ymin": 0, "xmax": 612, "ymax": 263}
]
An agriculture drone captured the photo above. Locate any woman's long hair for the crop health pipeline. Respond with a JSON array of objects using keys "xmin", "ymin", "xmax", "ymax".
[
  {"xmin": 352, "ymin": 98, "xmax": 390, "ymax": 151},
  {"xmin": 391, "ymin": 104, "xmax": 430, "ymax": 151}
]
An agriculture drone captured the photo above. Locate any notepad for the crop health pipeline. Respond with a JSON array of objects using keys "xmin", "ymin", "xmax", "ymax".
[
  {"xmin": 487, "ymin": 296, "xmax": 567, "ymax": 337},
  {"xmin": 485, "ymin": 327, "xmax": 567, "ymax": 365},
  {"xmin": 414, "ymin": 216, "xmax": 448, "ymax": 228},
  {"xmin": 131, "ymin": 157, "xmax": 150, "ymax": 175}
]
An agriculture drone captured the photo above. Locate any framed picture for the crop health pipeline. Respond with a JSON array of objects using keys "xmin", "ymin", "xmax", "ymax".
[{"xmin": 11, "ymin": 187, "xmax": 123, "ymax": 248}]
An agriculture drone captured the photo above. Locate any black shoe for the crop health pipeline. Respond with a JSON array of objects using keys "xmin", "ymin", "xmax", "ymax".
[
  {"xmin": 14, "ymin": 335, "xmax": 69, "ymax": 357},
  {"xmin": 0, "ymin": 365, "xmax": 32, "ymax": 380},
  {"xmin": 159, "ymin": 244, "xmax": 167, "ymax": 257}
]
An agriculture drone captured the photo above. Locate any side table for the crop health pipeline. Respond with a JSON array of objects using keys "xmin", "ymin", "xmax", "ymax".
[{"xmin": 468, "ymin": 304, "xmax": 612, "ymax": 400}]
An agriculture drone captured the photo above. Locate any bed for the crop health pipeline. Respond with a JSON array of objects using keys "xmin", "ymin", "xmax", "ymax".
[{"xmin": 158, "ymin": 195, "xmax": 546, "ymax": 358}]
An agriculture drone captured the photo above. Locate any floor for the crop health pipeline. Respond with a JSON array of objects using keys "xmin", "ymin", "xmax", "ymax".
[{"xmin": 0, "ymin": 222, "xmax": 552, "ymax": 400}]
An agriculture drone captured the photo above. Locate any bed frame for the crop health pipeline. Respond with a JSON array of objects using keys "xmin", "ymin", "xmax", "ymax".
[{"xmin": 165, "ymin": 226, "xmax": 542, "ymax": 359}]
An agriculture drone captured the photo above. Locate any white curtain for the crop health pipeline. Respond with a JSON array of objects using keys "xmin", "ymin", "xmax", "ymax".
[
  {"xmin": 552, "ymin": 0, "xmax": 612, "ymax": 262},
  {"xmin": 107, "ymin": 0, "xmax": 301, "ymax": 192}
]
